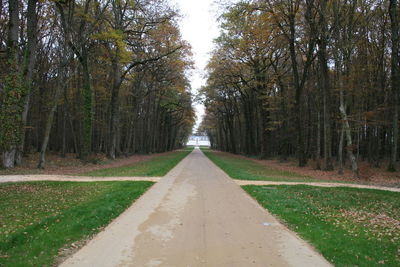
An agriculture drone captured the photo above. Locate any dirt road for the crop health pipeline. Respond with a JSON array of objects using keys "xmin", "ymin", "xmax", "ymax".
[
  {"xmin": 60, "ymin": 148, "xmax": 331, "ymax": 267},
  {"xmin": 0, "ymin": 175, "xmax": 160, "ymax": 183},
  {"xmin": 235, "ymin": 180, "xmax": 400, "ymax": 192},
  {"xmin": 2, "ymin": 175, "xmax": 398, "ymax": 193}
]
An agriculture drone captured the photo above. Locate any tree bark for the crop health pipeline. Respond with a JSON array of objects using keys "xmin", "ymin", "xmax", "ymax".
[
  {"xmin": 338, "ymin": 126, "xmax": 344, "ymax": 175},
  {"xmin": 37, "ymin": 41, "xmax": 69, "ymax": 168},
  {"xmin": 388, "ymin": 0, "xmax": 399, "ymax": 171},
  {"xmin": 318, "ymin": 0, "xmax": 333, "ymax": 171},
  {"xmin": 339, "ymin": 89, "xmax": 359, "ymax": 178},
  {"xmin": 108, "ymin": 54, "xmax": 121, "ymax": 159},
  {"xmin": 316, "ymin": 111, "xmax": 321, "ymax": 170},
  {"xmin": 37, "ymin": 76, "xmax": 66, "ymax": 168},
  {"xmin": 1, "ymin": 0, "xmax": 20, "ymax": 168},
  {"xmin": 1, "ymin": 150, "xmax": 16, "ymax": 168},
  {"xmin": 80, "ymin": 53, "xmax": 93, "ymax": 159},
  {"xmin": 286, "ymin": 2, "xmax": 316, "ymax": 167},
  {"xmin": 16, "ymin": 0, "xmax": 39, "ymax": 165}
]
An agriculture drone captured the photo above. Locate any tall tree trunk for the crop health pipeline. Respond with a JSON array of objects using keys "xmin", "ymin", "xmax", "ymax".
[
  {"xmin": 338, "ymin": 126, "xmax": 344, "ymax": 175},
  {"xmin": 316, "ymin": 111, "xmax": 321, "ymax": 170},
  {"xmin": 339, "ymin": 89, "xmax": 359, "ymax": 178},
  {"xmin": 16, "ymin": 0, "xmax": 39, "ymax": 165},
  {"xmin": 65, "ymin": 93, "xmax": 79, "ymax": 154},
  {"xmin": 388, "ymin": 0, "xmax": 399, "ymax": 171},
  {"xmin": 108, "ymin": 55, "xmax": 121, "ymax": 159},
  {"xmin": 80, "ymin": 53, "xmax": 92, "ymax": 160},
  {"xmin": 61, "ymin": 104, "xmax": 66, "ymax": 157},
  {"xmin": 56, "ymin": 0, "xmax": 93, "ymax": 160},
  {"xmin": 37, "ymin": 41, "xmax": 69, "ymax": 168},
  {"xmin": 37, "ymin": 101, "xmax": 58, "ymax": 169},
  {"xmin": 318, "ymin": 0, "xmax": 333, "ymax": 171},
  {"xmin": 287, "ymin": 4, "xmax": 316, "ymax": 167},
  {"xmin": 37, "ymin": 79, "xmax": 65, "ymax": 169},
  {"xmin": 0, "ymin": 0, "xmax": 21, "ymax": 168}
]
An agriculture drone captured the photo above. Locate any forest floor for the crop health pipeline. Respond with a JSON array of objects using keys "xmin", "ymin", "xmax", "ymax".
[
  {"xmin": 0, "ymin": 151, "xmax": 174, "ymax": 175},
  {"xmin": 206, "ymin": 150, "xmax": 400, "ymax": 187},
  {"xmin": 257, "ymin": 158, "xmax": 400, "ymax": 187}
]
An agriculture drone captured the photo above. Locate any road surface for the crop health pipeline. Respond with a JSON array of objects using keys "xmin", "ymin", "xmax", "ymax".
[{"xmin": 59, "ymin": 148, "xmax": 331, "ymax": 267}]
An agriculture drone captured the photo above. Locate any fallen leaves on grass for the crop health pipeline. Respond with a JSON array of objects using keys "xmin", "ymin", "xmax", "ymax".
[
  {"xmin": 244, "ymin": 185, "xmax": 400, "ymax": 266},
  {"xmin": 0, "ymin": 181, "xmax": 154, "ymax": 267},
  {"xmin": 0, "ymin": 182, "xmax": 106, "ymax": 238},
  {"xmin": 327, "ymin": 209, "xmax": 400, "ymax": 243}
]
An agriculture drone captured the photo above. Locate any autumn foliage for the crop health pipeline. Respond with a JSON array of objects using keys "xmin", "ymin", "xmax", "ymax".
[
  {"xmin": 0, "ymin": 0, "xmax": 195, "ymax": 168},
  {"xmin": 200, "ymin": 0, "xmax": 400, "ymax": 176}
]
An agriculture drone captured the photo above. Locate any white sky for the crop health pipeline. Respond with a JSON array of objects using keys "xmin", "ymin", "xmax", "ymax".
[{"xmin": 171, "ymin": 0, "xmax": 221, "ymax": 132}]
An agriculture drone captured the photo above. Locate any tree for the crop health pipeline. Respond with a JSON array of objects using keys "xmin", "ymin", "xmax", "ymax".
[
  {"xmin": 0, "ymin": 0, "xmax": 24, "ymax": 168},
  {"xmin": 317, "ymin": 0, "xmax": 333, "ymax": 171},
  {"xmin": 0, "ymin": 0, "xmax": 195, "ymax": 168},
  {"xmin": 17, "ymin": 0, "xmax": 39, "ymax": 165},
  {"xmin": 202, "ymin": 0, "xmax": 394, "ymax": 177},
  {"xmin": 388, "ymin": 0, "xmax": 399, "ymax": 171},
  {"xmin": 267, "ymin": 0, "xmax": 318, "ymax": 166}
]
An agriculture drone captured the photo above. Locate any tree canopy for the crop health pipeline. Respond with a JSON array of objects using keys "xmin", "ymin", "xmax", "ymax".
[
  {"xmin": 200, "ymin": 0, "xmax": 400, "ymax": 176},
  {"xmin": 0, "ymin": 0, "xmax": 195, "ymax": 168}
]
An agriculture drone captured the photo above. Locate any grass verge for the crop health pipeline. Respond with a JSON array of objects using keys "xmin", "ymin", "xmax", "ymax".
[
  {"xmin": 243, "ymin": 185, "xmax": 400, "ymax": 266},
  {"xmin": 83, "ymin": 150, "xmax": 192, "ymax": 177},
  {"xmin": 0, "ymin": 181, "xmax": 153, "ymax": 266},
  {"xmin": 201, "ymin": 149, "xmax": 318, "ymax": 182}
]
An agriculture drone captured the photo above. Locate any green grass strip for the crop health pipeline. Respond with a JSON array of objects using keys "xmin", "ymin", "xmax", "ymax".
[
  {"xmin": 202, "ymin": 149, "xmax": 320, "ymax": 182},
  {"xmin": 83, "ymin": 150, "xmax": 192, "ymax": 177},
  {"xmin": 243, "ymin": 185, "xmax": 400, "ymax": 266},
  {"xmin": 0, "ymin": 181, "xmax": 153, "ymax": 267}
]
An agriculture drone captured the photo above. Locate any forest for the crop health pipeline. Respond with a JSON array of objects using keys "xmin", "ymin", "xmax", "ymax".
[
  {"xmin": 0, "ymin": 0, "xmax": 195, "ymax": 168},
  {"xmin": 200, "ymin": 0, "xmax": 400, "ymax": 177}
]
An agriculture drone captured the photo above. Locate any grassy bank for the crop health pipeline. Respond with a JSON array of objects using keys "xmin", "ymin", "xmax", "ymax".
[
  {"xmin": 202, "ymin": 149, "xmax": 316, "ymax": 182},
  {"xmin": 243, "ymin": 185, "xmax": 400, "ymax": 266},
  {"xmin": 0, "ymin": 181, "xmax": 153, "ymax": 266},
  {"xmin": 83, "ymin": 149, "xmax": 192, "ymax": 177}
]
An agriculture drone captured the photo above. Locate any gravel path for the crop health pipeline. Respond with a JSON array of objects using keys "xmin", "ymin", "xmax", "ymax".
[
  {"xmin": 235, "ymin": 180, "xmax": 400, "ymax": 192},
  {"xmin": 0, "ymin": 175, "xmax": 160, "ymax": 183},
  {"xmin": 60, "ymin": 148, "xmax": 331, "ymax": 267},
  {"xmin": 2, "ymin": 175, "xmax": 398, "ymax": 193}
]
